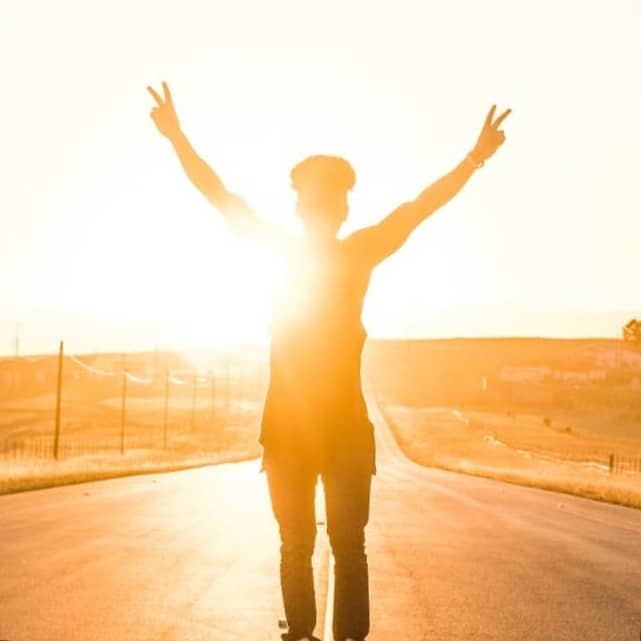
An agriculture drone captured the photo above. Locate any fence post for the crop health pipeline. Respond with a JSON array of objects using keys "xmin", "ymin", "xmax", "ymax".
[
  {"xmin": 120, "ymin": 369, "xmax": 128, "ymax": 456},
  {"xmin": 210, "ymin": 370, "xmax": 216, "ymax": 420},
  {"xmin": 191, "ymin": 372, "xmax": 197, "ymax": 432},
  {"xmin": 53, "ymin": 340, "xmax": 64, "ymax": 460},
  {"xmin": 163, "ymin": 369, "xmax": 169, "ymax": 449},
  {"xmin": 608, "ymin": 453, "xmax": 614, "ymax": 475},
  {"xmin": 225, "ymin": 354, "xmax": 231, "ymax": 417}
]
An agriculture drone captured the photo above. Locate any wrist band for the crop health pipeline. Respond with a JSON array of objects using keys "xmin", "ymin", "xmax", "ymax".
[{"xmin": 466, "ymin": 152, "xmax": 484, "ymax": 169}]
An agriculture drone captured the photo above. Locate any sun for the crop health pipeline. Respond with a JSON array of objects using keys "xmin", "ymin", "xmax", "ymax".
[
  {"xmin": 177, "ymin": 238, "xmax": 286, "ymax": 349},
  {"xmin": 58, "ymin": 197, "xmax": 290, "ymax": 352}
]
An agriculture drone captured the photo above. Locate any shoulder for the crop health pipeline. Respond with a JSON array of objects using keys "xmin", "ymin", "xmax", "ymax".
[
  {"xmin": 339, "ymin": 231, "xmax": 378, "ymax": 272},
  {"xmin": 342, "ymin": 202, "xmax": 419, "ymax": 267},
  {"xmin": 341, "ymin": 224, "xmax": 386, "ymax": 267}
]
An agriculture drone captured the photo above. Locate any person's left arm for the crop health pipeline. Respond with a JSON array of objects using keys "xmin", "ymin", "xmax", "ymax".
[{"xmin": 348, "ymin": 105, "xmax": 511, "ymax": 264}]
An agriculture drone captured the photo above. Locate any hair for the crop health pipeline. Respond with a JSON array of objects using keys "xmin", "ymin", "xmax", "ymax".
[{"xmin": 290, "ymin": 155, "xmax": 356, "ymax": 194}]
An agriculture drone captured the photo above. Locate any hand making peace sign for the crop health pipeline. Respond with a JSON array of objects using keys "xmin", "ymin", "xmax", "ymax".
[
  {"xmin": 147, "ymin": 81, "xmax": 181, "ymax": 139},
  {"xmin": 470, "ymin": 105, "xmax": 511, "ymax": 165}
]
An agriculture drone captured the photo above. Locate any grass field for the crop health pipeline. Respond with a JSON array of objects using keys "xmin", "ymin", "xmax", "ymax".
[
  {"xmin": 0, "ymin": 391, "xmax": 263, "ymax": 494},
  {"xmin": 2, "ymin": 339, "xmax": 640, "ymax": 504},
  {"xmin": 365, "ymin": 338, "xmax": 641, "ymax": 509},
  {"xmin": 0, "ymin": 349, "xmax": 266, "ymax": 493},
  {"xmin": 379, "ymin": 403, "xmax": 641, "ymax": 509}
]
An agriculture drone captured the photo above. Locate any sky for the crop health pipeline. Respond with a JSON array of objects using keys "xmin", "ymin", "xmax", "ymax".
[{"xmin": 1, "ymin": 0, "xmax": 640, "ymax": 355}]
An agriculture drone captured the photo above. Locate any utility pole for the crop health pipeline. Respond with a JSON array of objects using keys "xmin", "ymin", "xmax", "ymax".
[
  {"xmin": 120, "ymin": 368, "xmax": 128, "ymax": 456},
  {"xmin": 210, "ymin": 369, "xmax": 216, "ymax": 420},
  {"xmin": 163, "ymin": 369, "xmax": 170, "ymax": 449},
  {"xmin": 53, "ymin": 340, "xmax": 64, "ymax": 459},
  {"xmin": 118, "ymin": 352, "xmax": 128, "ymax": 454},
  {"xmin": 191, "ymin": 372, "xmax": 198, "ymax": 432}
]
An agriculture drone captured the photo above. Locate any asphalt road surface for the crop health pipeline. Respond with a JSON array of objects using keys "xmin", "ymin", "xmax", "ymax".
[{"xmin": 1, "ymin": 392, "xmax": 640, "ymax": 641}]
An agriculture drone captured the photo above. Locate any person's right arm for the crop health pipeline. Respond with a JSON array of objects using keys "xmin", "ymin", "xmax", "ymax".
[
  {"xmin": 346, "ymin": 104, "xmax": 510, "ymax": 266},
  {"xmin": 147, "ymin": 81, "xmax": 283, "ymax": 242}
]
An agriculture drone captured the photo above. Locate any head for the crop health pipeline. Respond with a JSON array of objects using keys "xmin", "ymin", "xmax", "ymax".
[{"xmin": 290, "ymin": 155, "xmax": 356, "ymax": 240}]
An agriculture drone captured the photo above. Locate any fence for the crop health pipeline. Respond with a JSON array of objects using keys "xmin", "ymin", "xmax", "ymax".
[
  {"xmin": 608, "ymin": 453, "xmax": 641, "ymax": 475},
  {"xmin": 368, "ymin": 360, "xmax": 641, "ymax": 478},
  {"xmin": 0, "ymin": 341, "xmax": 268, "ymax": 463},
  {"xmin": 3, "ymin": 340, "xmax": 641, "ymax": 475}
]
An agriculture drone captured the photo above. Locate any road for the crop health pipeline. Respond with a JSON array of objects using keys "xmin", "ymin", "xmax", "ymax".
[{"xmin": 1, "ymin": 392, "xmax": 640, "ymax": 641}]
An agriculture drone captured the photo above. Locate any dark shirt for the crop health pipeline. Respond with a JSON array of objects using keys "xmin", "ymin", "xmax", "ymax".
[{"xmin": 259, "ymin": 235, "xmax": 378, "ymax": 475}]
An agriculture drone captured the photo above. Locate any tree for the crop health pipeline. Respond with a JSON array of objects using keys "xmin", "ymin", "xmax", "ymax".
[{"xmin": 622, "ymin": 319, "xmax": 641, "ymax": 346}]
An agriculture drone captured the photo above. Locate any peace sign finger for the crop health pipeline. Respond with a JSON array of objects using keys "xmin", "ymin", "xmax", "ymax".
[
  {"xmin": 162, "ymin": 81, "xmax": 173, "ymax": 106},
  {"xmin": 147, "ymin": 85, "xmax": 164, "ymax": 107},
  {"xmin": 484, "ymin": 104, "xmax": 497, "ymax": 129},
  {"xmin": 493, "ymin": 108, "xmax": 512, "ymax": 130}
]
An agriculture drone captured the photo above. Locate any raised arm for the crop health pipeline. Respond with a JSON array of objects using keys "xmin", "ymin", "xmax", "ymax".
[
  {"xmin": 348, "ymin": 105, "xmax": 511, "ymax": 264},
  {"xmin": 147, "ymin": 81, "xmax": 284, "ymax": 242}
]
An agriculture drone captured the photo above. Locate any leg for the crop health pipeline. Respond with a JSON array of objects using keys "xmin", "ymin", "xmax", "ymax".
[
  {"xmin": 322, "ymin": 456, "xmax": 373, "ymax": 641},
  {"xmin": 266, "ymin": 459, "xmax": 319, "ymax": 641}
]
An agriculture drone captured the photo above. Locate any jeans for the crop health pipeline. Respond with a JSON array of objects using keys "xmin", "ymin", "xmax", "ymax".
[{"xmin": 265, "ymin": 452, "xmax": 373, "ymax": 641}]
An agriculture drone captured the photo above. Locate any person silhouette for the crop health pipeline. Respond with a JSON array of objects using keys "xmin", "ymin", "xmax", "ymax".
[{"xmin": 147, "ymin": 81, "xmax": 510, "ymax": 641}]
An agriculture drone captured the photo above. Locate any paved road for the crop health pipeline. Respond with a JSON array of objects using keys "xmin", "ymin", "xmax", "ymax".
[{"xmin": 1, "ymin": 393, "xmax": 640, "ymax": 641}]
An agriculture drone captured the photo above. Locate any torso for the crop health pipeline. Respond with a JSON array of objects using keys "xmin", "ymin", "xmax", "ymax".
[{"xmin": 259, "ymin": 236, "xmax": 376, "ymax": 474}]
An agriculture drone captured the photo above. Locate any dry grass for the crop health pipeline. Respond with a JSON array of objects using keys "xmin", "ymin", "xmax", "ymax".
[
  {"xmin": 3, "ymin": 339, "xmax": 640, "ymax": 503},
  {"xmin": 0, "ymin": 446, "xmax": 261, "ymax": 495},
  {"xmin": 0, "ymin": 378, "xmax": 265, "ymax": 495},
  {"xmin": 380, "ymin": 403, "xmax": 641, "ymax": 510}
]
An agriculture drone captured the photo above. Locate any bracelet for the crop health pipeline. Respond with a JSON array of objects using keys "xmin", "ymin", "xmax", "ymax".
[{"xmin": 466, "ymin": 152, "xmax": 484, "ymax": 169}]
